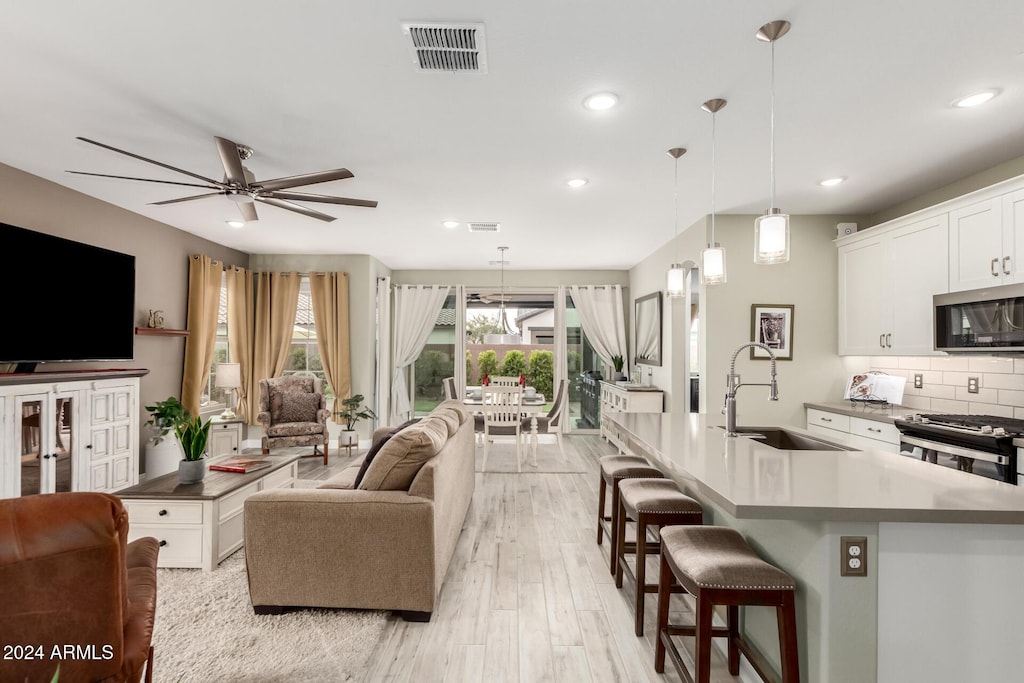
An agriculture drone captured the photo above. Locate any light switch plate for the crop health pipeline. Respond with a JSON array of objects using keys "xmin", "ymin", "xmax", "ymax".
[
  {"xmin": 913, "ymin": 373, "xmax": 923, "ymax": 389},
  {"xmin": 968, "ymin": 377, "xmax": 980, "ymax": 394}
]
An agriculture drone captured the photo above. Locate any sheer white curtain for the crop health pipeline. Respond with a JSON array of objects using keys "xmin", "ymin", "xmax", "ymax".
[
  {"xmin": 391, "ymin": 284, "xmax": 451, "ymax": 421},
  {"xmin": 568, "ymin": 285, "xmax": 628, "ymax": 375},
  {"xmin": 375, "ymin": 276, "xmax": 392, "ymax": 426}
]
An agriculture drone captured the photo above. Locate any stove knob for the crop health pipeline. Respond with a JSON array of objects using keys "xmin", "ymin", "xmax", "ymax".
[
  {"xmin": 920, "ymin": 417, "xmax": 930, "ymax": 423},
  {"xmin": 993, "ymin": 427, "xmax": 1006, "ymax": 436},
  {"xmin": 980, "ymin": 425, "xmax": 994, "ymax": 434}
]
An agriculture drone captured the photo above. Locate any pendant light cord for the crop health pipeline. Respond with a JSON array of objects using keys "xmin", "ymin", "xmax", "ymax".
[
  {"xmin": 673, "ymin": 156, "xmax": 680, "ymax": 262},
  {"xmin": 710, "ymin": 110, "xmax": 717, "ymax": 244},
  {"xmin": 769, "ymin": 39, "xmax": 776, "ymax": 210}
]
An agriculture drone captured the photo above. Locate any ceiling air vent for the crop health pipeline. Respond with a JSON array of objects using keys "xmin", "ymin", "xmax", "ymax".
[
  {"xmin": 468, "ymin": 222, "xmax": 500, "ymax": 233},
  {"xmin": 401, "ymin": 22, "xmax": 488, "ymax": 74}
]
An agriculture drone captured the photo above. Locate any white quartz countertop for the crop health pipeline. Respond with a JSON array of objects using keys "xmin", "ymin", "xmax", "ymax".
[{"xmin": 610, "ymin": 412, "xmax": 1024, "ymax": 524}]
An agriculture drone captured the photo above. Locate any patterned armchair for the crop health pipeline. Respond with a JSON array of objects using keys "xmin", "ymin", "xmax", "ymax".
[{"xmin": 258, "ymin": 375, "xmax": 330, "ymax": 465}]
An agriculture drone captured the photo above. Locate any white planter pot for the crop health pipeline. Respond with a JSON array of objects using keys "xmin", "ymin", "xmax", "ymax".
[
  {"xmin": 145, "ymin": 435, "xmax": 183, "ymax": 480},
  {"xmin": 338, "ymin": 430, "xmax": 358, "ymax": 448}
]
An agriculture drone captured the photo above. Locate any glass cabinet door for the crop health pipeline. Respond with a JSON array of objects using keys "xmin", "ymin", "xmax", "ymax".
[
  {"xmin": 52, "ymin": 395, "xmax": 74, "ymax": 493},
  {"xmin": 16, "ymin": 394, "xmax": 74, "ymax": 495},
  {"xmin": 18, "ymin": 397, "xmax": 45, "ymax": 496}
]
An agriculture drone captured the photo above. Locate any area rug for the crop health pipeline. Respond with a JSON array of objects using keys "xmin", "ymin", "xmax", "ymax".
[
  {"xmin": 475, "ymin": 438, "xmax": 586, "ymax": 473},
  {"xmin": 152, "ymin": 550, "xmax": 388, "ymax": 682}
]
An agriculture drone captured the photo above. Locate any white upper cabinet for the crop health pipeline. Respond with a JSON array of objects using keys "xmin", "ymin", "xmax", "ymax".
[
  {"xmin": 949, "ymin": 195, "xmax": 1006, "ymax": 291},
  {"xmin": 838, "ymin": 213, "xmax": 948, "ymax": 355},
  {"xmin": 1009, "ymin": 189, "xmax": 1024, "ymax": 282}
]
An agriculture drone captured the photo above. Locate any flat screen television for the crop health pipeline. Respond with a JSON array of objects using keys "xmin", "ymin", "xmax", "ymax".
[{"xmin": 1, "ymin": 222, "xmax": 135, "ymax": 369}]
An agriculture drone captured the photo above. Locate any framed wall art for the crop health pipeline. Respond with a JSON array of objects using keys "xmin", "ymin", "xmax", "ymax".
[{"xmin": 750, "ymin": 304, "xmax": 794, "ymax": 360}]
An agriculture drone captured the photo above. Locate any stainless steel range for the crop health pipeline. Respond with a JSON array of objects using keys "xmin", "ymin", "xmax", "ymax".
[{"xmin": 892, "ymin": 414, "xmax": 1022, "ymax": 484}]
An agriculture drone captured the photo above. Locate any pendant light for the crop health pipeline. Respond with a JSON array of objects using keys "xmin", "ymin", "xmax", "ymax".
[
  {"xmin": 666, "ymin": 147, "xmax": 688, "ymax": 298},
  {"xmin": 701, "ymin": 98, "xmax": 727, "ymax": 285},
  {"xmin": 754, "ymin": 19, "xmax": 791, "ymax": 265},
  {"xmin": 495, "ymin": 246, "xmax": 521, "ymax": 344}
]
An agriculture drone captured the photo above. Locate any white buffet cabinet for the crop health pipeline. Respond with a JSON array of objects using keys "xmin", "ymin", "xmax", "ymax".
[
  {"xmin": 0, "ymin": 369, "xmax": 145, "ymax": 498},
  {"xmin": 600, "ymin": 381, "xmax": 663, "ymax": 452}
]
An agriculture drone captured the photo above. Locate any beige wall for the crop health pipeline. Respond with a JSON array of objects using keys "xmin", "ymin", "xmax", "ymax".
[{"xmin": 0, "ymin": 162, "xmax": 248, "ymax": 470}]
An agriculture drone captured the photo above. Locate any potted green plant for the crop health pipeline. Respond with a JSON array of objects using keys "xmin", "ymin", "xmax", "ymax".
[
  {"xmin": 611, "ymin": 354, "xmax": 626, "ymax": 381},
  {"xmin": 143, "ymin": 397, "xmax": 190, "ymax": 479},
  {"xmin": 174, "ymin": 414, "xmax": 212, "ymax": 484},
  {"xmin": 335, "ymin": 394, "xmax": 376, "ymax": 449}
]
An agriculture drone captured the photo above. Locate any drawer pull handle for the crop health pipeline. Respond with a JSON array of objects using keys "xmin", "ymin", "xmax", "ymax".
[
  {"xmin": 868, "ymin": 427, "xmax": 881, "ymax": 433},
  {"xmin": 159, "ymin": 540, "xmax": 167, "ymax": 547},
  {"xmin": 992, "ymin": 258, "xmax": 1000, "ymax": 277},
  {"xmin": 158, "ymin": 509, "xmax": 168, "ymax": 516},
  {"xmin": 1004, "ymin": 256, "xmax": 1012, "ymax": 275},
  {"xmin": 820, "ymin": 417, "xmax": 832, "ymax": 422}
]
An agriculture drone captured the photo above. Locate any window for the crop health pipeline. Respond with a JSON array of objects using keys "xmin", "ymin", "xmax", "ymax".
[
  {"xmin": 202, "ymin": 273, "xmax": 229, "ymax": 411},
  {"xmin": 284, "ymin": 276, "xmax": 331, "ymax": 400}
]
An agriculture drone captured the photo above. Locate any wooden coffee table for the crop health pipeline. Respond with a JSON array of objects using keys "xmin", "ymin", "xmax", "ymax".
[{"xmin": 116, "ymin": 454, "xmax": 300, "ymax": 570}]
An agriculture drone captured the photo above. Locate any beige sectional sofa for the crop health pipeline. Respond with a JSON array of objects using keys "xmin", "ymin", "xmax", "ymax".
[{"xmin": 244, "ymin": 400, "xmax": 475, "ymax": 622}]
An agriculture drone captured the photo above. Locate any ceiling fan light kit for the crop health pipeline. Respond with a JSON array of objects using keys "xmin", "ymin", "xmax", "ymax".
[
  {"xmin": 754, "ymin": 19, "xmax": 791, "ymax": 265},
  {"xmin": 69, "ymin": 136, "xmax": 378, "ymax": 224}
]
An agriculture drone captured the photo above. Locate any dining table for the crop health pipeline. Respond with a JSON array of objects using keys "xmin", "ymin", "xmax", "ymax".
[{"xmin": 463, "ymin": 389, "xmax": 547, "ymax": 466}]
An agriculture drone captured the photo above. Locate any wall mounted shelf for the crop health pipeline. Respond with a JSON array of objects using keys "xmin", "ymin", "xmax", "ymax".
[{"xmin": 135, "ymin": 327, "xmax": 189, "ymax": 337}]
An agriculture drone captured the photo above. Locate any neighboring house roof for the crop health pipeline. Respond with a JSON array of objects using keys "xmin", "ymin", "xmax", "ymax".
[{"xmin": 436, "ymin": 308, "xmax": 456, "ymax": 326}]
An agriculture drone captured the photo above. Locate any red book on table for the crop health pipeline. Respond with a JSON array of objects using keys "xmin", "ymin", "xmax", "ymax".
[{"xmin": 209, "ymin": 457, "xmax": 273, "ymax": 474}]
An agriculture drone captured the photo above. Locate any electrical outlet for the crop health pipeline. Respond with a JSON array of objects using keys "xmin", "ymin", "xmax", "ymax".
[
  {"xmin": 840, "ymin": 536, "xmax": 868, "ymax": 577},
  {"xmin": 967, "ymin": 377, "xmax": 980, "ymax": 394},
  {"xmin": 913, "ymin": 373, "xmax": 923, "ymax": 389}
]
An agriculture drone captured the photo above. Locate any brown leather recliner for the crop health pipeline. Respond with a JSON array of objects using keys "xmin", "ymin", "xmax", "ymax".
[{"xmin": 0, "ymin": 492, "xmax": 159, "ymax": 683}]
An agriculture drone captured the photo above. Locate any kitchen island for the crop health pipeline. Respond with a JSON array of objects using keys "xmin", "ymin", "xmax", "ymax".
[{"xmin": 605, "ymin": 411, "xmax": 1024, "ymax": 683}]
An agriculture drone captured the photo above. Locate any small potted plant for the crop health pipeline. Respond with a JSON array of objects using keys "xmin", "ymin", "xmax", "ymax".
[
  {"xmin": 175, "ymin": 414, "xmax": 212, "ymax": 484},
  {"xmin": 611, "ymin": 354, "xmax": 626, "ymax": 381},
  {"xmin": 143, "ymin": 397, "xmax": 190, "ymax": 479},
  {"xmin": 335, "ymin": 394, "xmax": 376, "ymax": 449}
]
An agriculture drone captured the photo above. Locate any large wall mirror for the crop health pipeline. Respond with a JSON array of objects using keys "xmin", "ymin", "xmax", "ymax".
[{"xmin": 634, "ymin": 291, "xmax": 662, "ymax": 366}]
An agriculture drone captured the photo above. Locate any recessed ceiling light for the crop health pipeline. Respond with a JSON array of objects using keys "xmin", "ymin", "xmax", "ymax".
[
  {"xmin": 225, "ymin": 220, "xmax": 245, "ymax": 228},
  {"xmin": 582, "ymin": 92, "xmax": 619, "ymax": 111},
  {"xmin": 442, "ymin": 220, "xmax": 459, "ymax": 229},
  {"xmin": 819, "ymin": 177, "xmax": 845, "ymax": 187},
  {"xmin": 953, "ymin": 90, "xmax": 999, "ymax": 108},
  {"xmin": 567, "ymin": 178, "xmax": 589, "ymax": 188}
]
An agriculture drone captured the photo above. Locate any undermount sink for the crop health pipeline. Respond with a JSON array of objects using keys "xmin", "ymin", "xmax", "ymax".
[{"xmin": 721, "ymin": 426, "xmax": 858, "ymax": 452}]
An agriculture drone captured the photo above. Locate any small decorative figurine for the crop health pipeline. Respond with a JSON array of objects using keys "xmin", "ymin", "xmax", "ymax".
[{"xmin": 147, "ymin": 310, "xmax": 165, "ymax": 329}]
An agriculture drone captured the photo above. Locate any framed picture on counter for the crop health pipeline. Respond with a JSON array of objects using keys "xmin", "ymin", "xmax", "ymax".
[{"xmin": 750, "ymin": 304, "xmax": 794, "ymax": 360}]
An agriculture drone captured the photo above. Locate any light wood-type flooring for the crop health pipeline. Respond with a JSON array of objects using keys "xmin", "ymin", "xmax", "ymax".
[{"xmin": 300, "ymin": 435, "xmax": 746, "ymax": 683}]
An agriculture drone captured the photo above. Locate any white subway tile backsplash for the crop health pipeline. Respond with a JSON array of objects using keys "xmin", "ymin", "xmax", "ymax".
[
  {"xmin": 983, "ymin": 373, "xmax": 1024, "ymax": 391},
  {"xmin": 968, "ymin": 402, "xmax": 1014, "ymax": 418},
  {"xmin": 920, "ymin": 370, "xmax": 943, "ymax": 385},
  {"xmin": 955, "ymin": 387, "xmax": 998, "ymax": 403},
  {"xmin": 930, "ymin": 398, "xmax": 969, "ymax": 413},
  {"xmin": 969, "ymin": 357, "xmax": 1015, "ymax": 373},
  {"xmin": 942, "ymin": 371, "xmax": 973, "ymax": 386},
  {"xmin": 919, "ymin": 384, "xmax": 956, "ymax": 399},
  {"xmin": 1015, "ymin": 407, "xmax": 1024, "ymax": 420},
  {"xmin": 930, "ymin": 356, "xmax": 971, "ymax": 372},
  {"xmin": 997, "ymin": 389, "xmax": 1024, "ymax": 407},
  {"xmin": 1015, "ymin": 359, "xmax": 1024, "ymax": 375},
  {"xmin": 897, "ymin": 357, "xmax": 932, "ymax": 370},
  {"xmin": 901, "ymin": 395, "xmax": 932, "ymax": 410}
]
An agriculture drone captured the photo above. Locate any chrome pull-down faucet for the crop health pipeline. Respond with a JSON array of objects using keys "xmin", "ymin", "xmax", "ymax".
[{"xmin": 722, "ymin": 342, "xmax": 779, "ymax": 436}]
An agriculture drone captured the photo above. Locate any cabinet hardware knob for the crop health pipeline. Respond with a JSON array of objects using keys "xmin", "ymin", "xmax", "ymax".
[
  {"xmin": 42, "ymin": 454, "xmax": 50, "ymax": 460},
  {"xmin": 992, "ymin": 258, "xmax": 1000, "ymax": 277},
  {"xmin": 85, "ymin": 444, "xmax": 92, "ymax": 449},
  {"xmin": 1003, "ymin": 256, "xmax": 1012, "ymax": 275},
  {"xmin": 159, "ymin": 540, "xmax": 167, "ymax": 547},
  {"xmin": 158, "ymin": 509, "xmax": 168, "ymax": 516}
]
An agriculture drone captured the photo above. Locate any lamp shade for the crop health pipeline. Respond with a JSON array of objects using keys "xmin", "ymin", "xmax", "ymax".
[
  {"xmin": 666, "ymin": 263, "xmax": 687, "ymax": 298},
  {"xmin": 754, "ymin": 211, "xmax": 790, "ymax": 264},
  {"xmin": 215, "ymin": 362, "xmax": 241, "ymax": 389},
  {"xmin": 701, "ymin": 245, "xmax": 727, "ymax": 285}
]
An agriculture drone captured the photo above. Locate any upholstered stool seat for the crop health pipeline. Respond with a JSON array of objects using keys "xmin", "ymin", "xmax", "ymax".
[
  {"xmin": 615, "ymin": 479, "xmax": 703, "ymax": 636},
  {"xmin": 655, "ymin": 525, "xmax": 800, "ymax": 683},
  {"xmin": 596, "ymin": 454, "xmax": 664, "ymax": 575}
]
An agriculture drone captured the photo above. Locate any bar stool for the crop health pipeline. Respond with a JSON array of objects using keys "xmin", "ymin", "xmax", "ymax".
[
  {"xmin": 615, "ymin": 478, "xmax": 703, "ymax": 636},
  {"xmin": 597, "ymin": 455, "xmax": 664, "ymax": 575},
  {"xmin": 655, "ymin": 525, "xmax": 800, "ymax": 683}
]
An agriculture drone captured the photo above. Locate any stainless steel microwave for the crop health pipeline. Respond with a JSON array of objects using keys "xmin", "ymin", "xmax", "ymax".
[{"xmin": 935, "ymin": 283, "xmax": 1024, "ymax": 352}]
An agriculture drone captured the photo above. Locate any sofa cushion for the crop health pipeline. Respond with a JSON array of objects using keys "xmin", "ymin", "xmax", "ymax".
[
  {"xmin": 358, "ymin": 417, "xmax": 448, "ymax": 491},
  {"xmin": 267, "ymin": 421, "xmax": 323, "ymax": 437},
  {"xmin": 271, "ymin": 391, "xmax": 320, "ymax": 424},
  {"xmin": 317, "ymin": 462, "xmax": 363, "ymax": 490},
  {"xmin": 432, "ymin": 399, "xmax": 469, "ymax": 425},
  {"xmin": 350, "ymin": 418, "xmax": 421, "ymax": 489}
]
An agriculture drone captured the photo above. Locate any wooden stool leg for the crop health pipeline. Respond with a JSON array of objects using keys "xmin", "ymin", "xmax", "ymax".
[
  {"xmin": 778, "ymin": 591, "xmax": 801, "ymax": 683},
  {"xmin": 615, "ymin": 497, "xmax": 627, "ymax": 588},
  {"xmin": 727, "ymin": 604, "xmax": 740, "ymax": 675},
  {"xmin": 597, "ymin": 475, "xmax": 607, "ymax": 545},
  {"xmin": 634, "ymin": 515, "xmax": 648, "ymax": 636},
  {"xmin": 655, "ymin": 554, "xmax": 672, "ymax": 673},
  {"xmin": 608, "ymin": 480, "xmax": 621, "ymax": 575},
  {"xmin": 694, "ymin": 591, "xmax": 715, "ymax": 683}
]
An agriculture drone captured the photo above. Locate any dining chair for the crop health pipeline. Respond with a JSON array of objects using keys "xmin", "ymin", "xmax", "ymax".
[
  {"xmin": 481, "ymin": 384, "xmax": 522, "ymax": 463},
  {"xmin": 488, "ymin": 375, "xmax": 522, "ymax": 387},
  {"xmin": 442, "ymin": 376, "xmax": 457, "ymax": 400},
  {"xmin": 522, "ymin": 378, "xmax": 568, "ymax": 458}
]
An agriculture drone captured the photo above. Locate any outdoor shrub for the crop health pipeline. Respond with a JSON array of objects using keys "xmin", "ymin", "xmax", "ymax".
[
  {"xmin": 499, "ymin": 349, "xmax": 526, "ymax": 377},
  {"xmin": 526, "ymin": 349, "xmax": 554, "ymax": 400},
  {"xmin": 477, "ymin": 349, "xmax": 499, "ymax": 378},
  {"xmin": 465, "ymin": 349, "xmax": 475, "ymax": 385},
  {"xmin": 414, "ymin": 349, "xmax": 451, "ymax": 398}
]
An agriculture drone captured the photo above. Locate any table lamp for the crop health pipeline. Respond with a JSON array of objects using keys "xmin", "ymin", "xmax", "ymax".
[{"xmin": 215, "ymin": 363, "xmax": 241, "ymax": 419}]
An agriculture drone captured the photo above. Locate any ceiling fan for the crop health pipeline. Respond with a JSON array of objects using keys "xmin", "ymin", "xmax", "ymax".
[{"xmin": 68, "ymin": 136, "xmax": 378, "ymax": 223}]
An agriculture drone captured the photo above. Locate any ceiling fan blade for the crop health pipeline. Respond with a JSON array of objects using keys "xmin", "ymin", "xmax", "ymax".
[
  {"xmin": 149, "ymin": 192, "xmax": 224, "ymax": 206},
  {"xmin": 239, "ymin": 202, "xmax": 259, "ymax": 222},
  {"xmin": 76, "ymin": 137, "xmax": 223, "ymax": 186},
  {"xmin": 263, "ymin": 191, "xmax": 378, "ymax": 208},
  {"xmin": 215, "ymin": 136, "xmax": 248, "ymax": 186},
  {"xmin": 256, "ymin": 196, "xmax": 336, "ymax": 222},
  {"xmin": 66, "ymin": 170, "xmax": 221, "ymax": 190},
  {"xmin": 255, "ymin": 168, "xmax": 354, "ymax": 192}
]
